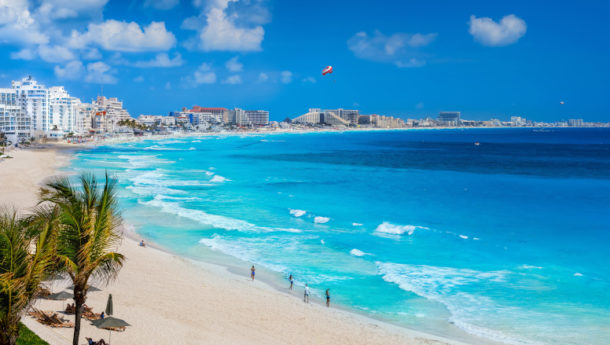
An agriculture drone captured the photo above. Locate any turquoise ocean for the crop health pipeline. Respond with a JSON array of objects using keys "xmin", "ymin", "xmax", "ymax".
[{"xmin": 67, "ymin": 128, "xmax": 610, "ymax": 345}]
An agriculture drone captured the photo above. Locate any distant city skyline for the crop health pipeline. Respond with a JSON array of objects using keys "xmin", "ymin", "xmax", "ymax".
[{"xmin": 0, "ymin": 1, "xmax": 608, "ymax": 122}]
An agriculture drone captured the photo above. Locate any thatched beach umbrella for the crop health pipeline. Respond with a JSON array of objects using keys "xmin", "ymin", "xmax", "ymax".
[
  {"xmin": 46, "ymin": 291, "xmax": 72, "ymax": 300},
  {"xmin": 45, "ymin": 291, "xmax": 73, "ymax": 311},
  {"xmin": 68, "ymin": 284, "xmax": 101, "ymax": 292},
  {"xmin": 105, "ymin": 294, "xmax": 113, "ymax": 316},
  {"xmin": 91, "ymin": 316, "xmax": 130, "ymax": 344}
]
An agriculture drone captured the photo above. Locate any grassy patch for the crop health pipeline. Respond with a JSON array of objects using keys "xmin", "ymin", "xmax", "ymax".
[{"xmin": 17, "ymin": 323, "xmax": 49, "ymax": 345}]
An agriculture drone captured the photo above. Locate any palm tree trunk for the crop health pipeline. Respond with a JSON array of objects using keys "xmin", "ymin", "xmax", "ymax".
[
  {"xmin": 0, "ymin": 318, "xmax": 19, "ymax": 345},
  {"xmin": 72, "ymin": 288, "xmax": 86, "ymax": 345}
]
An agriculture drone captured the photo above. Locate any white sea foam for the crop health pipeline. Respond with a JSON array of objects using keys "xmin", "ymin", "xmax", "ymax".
[
  {"xmin": 376, "ymin": 262, "xmax": 541, "ymax": 345},
  {"xmin": 130, "ymin": 170, "xmax": 212, "ymax": 187},
  {"xmin": 289, "ymin": 209, "xmax": 306, "ymax": 217},
  {"xmin": 143, "ymin": 198, "xmax": 301, "ymax": 233},
  {"xmin": 459, "ymin": 234, "xmax": 469, "ymax": 240},
  {"xmin": 574, "ymin": 272, "xmax": 583, "ymax": 277},
  {"xmin": 352, "ymin": 222, "xmax": 363, "ymax": 226},
  {"xmin": 519, "ymin": 265, "xmax": 543, "ymax": 270},
  {"xmin": 188, "ymin": 147, "xmax": 196, "ymax": 150},
  {"xmin": 204, "ymin": 171, "xmax": 214, "ymax": 176},
  {"xmin": 349, "ymin": 248, "xmax": 371, "ymax": 257},
  {"xmin": 210, "ymin": 175, "xmax": 230, "ymax": 183},
  {"xmin": 314, "ymin": 216, "xmax": 330, "ymax": 224},
  {"xmin": 373, "ymin": 222, "xmax": 427, "ymax": 237}
]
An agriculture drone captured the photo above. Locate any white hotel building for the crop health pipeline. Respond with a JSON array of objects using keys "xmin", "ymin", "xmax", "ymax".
[{"xmin": 0, "ymin": 76, "xmax": 132, "ymax": 143}]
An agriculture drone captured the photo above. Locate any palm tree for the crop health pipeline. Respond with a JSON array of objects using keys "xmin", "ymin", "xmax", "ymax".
[
  {"xmin": 41, "ymin": 173, "xmax": 125, "ymax": 345},
  {"xmin": 0, "ymin": 208, "xmax": 58, "ymax": 345}
]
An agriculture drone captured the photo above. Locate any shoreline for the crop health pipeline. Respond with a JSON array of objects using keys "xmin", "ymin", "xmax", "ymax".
[{"xmin": 1, "ymin": 144, "xmax": 476, "ymax": 345}]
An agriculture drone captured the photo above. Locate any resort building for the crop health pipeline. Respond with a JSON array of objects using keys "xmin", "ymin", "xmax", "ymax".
[
  {"xmin": 92, "ymin": 96, "xmax": 132, "ymax": 133},
  {"xmin": 0, "ymin": 88, "xmax": 30, "ymax": 143},
  {"xmin": 292, "ymin": 108, "xmax": 351, "ymax": 126},
  {"xmin": 48, "ymin": 86, "xmax": 80, "ymax": 133},
  {"xmin": 12, "ymin": 76, "xmax": 50, "ymax": 135},
  {"xmin": 438, "ymin": 112, "xmax": 461, "ymax": 126},
  {"xmin": 75, "ymin": 103, "xmax": 95, "ymax": 135}
]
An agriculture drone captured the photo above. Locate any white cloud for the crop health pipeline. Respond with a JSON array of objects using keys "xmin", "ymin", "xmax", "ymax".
[
  {"xmin": 85, "ymin": 61, "xmax": 117, "ymax": 84},
  {"xmin": 183, "ymin": 0, "xmax": 270, "ymax": 52},
  {"xmin": 133, "ymin": 53, "xmax": 184, "ymax": 67},
  {"xmin": 35, "ymin": 0, "xmax": 108, "ymax": 20},
  {"xmin": 38, "ymin": 45, "xmax": 76, "ymax": 63},
  {"xmin": 189, "ymin": 63, "xmax": 217, "ymax": 85},
  {"xmin": 347, "ymin": 30, "xmax": 436, "ymax": 68},
  {"xmin": 134, "ymin": 75, "xmax": 145, "ymax": 82},
  {"xmin": 144, "ymin": 0, "xmax": 179, "ymax": 10},
  {"xmin": 54, "ymin": 60, "xmax": 84, "ymax": 80},
  {"xmin": 302, "ymin": 76, "xmax": 316, "ymax": 84},
  {"xmin": 223, "ymin": 75, "xmax": 242, "ymax": 84},
  {"xmin": 165, "ymin": 81, "xmax": 172, "ymax": 89},
  {"xmin": 10, "ymin": 48, "xmax": 36, "ymax": 60},
  {"xmin": 83, "ymin": 48, "xmax": 102, "ymax": 60},
  {"xmin": 225, "ymin": 56, "xmax": 243, "ymax": 72},
  {"xmin": 0, "ymin": 0, "xmax": 49, "ymax": 45},
  {"xmin": 69, "ymin": 20, "xmax": 176, "ymax": 52},
  {"xmin": 258, "ymin": 72, "xmax": 268, "ymax": 82},
  {"xmin": 469, "ymin": 14, "xmax": 526, "ymax": 46},
  {"xmin": 280, "ymin": 71, "xmax": 292, "ymax": 84}
]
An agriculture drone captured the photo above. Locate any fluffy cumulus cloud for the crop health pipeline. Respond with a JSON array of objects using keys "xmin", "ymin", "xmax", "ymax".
[
  {"xmin": 54, "ymin": 60, "xmax": 84, "ymax": 80},
  {"xmin": 302, "ymin": 76, "xmax": 316, "ymax": 84},
  {"xmin": 257, "ymin": 72, "xmax": 268, "ymax": 82},
  {"xmin": 143, "ymin": 0, "xmax": 180, "ymax": 10},
  {"xmin": 468, "ymin": 14, "xmax": 527, "ymax": 46},
  {"xmin": 85, "ymin": 61, "xmax": 117, "ymax": 84},
  {"xmin": 133, "ymin": 53, "xmax": 184, "ymax": 67},
  {"xmin": 10, "ymin": 48, "xmax": 37, "ymax": 60},
  {"xmin": 35, "ymin": 0, "xmax": 108, "ymax": 21},
  {"xmin": 223, "ymin": 75, "xmax": 242, "ymax": 84},
  {"xmin": 225, "ymin": 56, "xmax": 243, "ymax": 72},
  {"xmin": 69, "ymin": 20, "xmax": 176, "ymax": 52},
  {"xmin": 280, "ymin": 71, "xmax": 292, "ymax": 84},
  {"xmin": 187, "ymin": 62, "xmax": 217, "ymax": 85},
  {"xmin": 347, "ymin": 30, "xmax": 436, "ymax": 68},
  {"xmin": 0, "ymin": 0, "xmax": 49, "ymax": 45},
  {"xmin": 183, "ymin": 0, "xmax": 270, "ymax": 52},
  {"xmin": 37, "ymin": 45, "xmax": 76, "ymax": 63}
]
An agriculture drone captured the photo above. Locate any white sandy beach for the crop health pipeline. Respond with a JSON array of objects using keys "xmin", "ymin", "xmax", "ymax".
[{"xmin": 0, "ymin": 146, "xmax": 471, "ymax": 345}]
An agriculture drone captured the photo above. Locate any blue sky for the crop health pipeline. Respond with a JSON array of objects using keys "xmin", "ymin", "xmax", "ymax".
[{"xmin": 1, "ymin": 0, "xmax": 609, "ymax": 122}]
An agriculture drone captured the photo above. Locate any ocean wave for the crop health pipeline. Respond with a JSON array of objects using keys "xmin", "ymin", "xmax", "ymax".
[
  {"xmin": 349, "ymin": 248, "xmax": 371, "ymax": 257},
  {"xmin": 210, "ymin": 175, "xmax": 230, "ymax": 183},
  {"xmin": 126, "ymin": 185, "xmax": 186, "ymax": 196},
  {"xmin": 314, "ymin": 216, "xmax": 330, "ymax": 224},
  {"xmin": 459, "ymin": 234, "xmax": 469, "ymax": 240},
  {"xmin": 117, "ymin": 154, "xmax": 173, "ymax": 168},
  {"xmin": 143, "ymin": 198, "xmax": 301, "ymax": 233},
  {"xmin": 376, "ymin": 262, "xmax": 542, "ymax": 345},
  {"xmin": 130, "ymin": 170, "xmax": 213, "ymax": 187},
  {"xmin": 373, "ymin": 222, "xmax": 427, "ymax": 237},
  {"xmin": 352, "ymin": 222, "xmax": 363, "ymax": 226},
  {"xmin": 289, "ymin": 209, "xmax": 307, "ymax": 217}
]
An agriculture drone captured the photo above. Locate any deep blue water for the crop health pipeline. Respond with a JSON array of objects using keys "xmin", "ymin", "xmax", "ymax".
[{"xmin": 68, "ymin": 128, "xmax": 610, "ymax": 345}]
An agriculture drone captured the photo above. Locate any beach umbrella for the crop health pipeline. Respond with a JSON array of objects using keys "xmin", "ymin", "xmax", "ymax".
[
  {"xmin": 68, "ymin": 284, "xmax": 101, "ymax": 292},
  {"xmin": 105, "ymin": 294, "xmax": 113, "ymax": 316},
  {"xmin": 45, "ymin": 291, "xmax": 73, "ymax": 311},
  {"xmin": 91, "ymin": 316, "xmax": 130, "ymax": 345},
  {"xmin": 46, "ymin": 291, "xmax": 72, "ymax": 300}
]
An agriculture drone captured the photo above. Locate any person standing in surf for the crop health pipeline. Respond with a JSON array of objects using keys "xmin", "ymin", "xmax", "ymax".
[
  {"xmin": 250, "ymin": 265, "xmax": 256, "ymax": 281},
  {"xmin": 325, "ymin": 289, "xmax": 331, "ymax": 307},
  {"xmin": 304, "ymin": 284, "xmax": 310, "ymax": 303},
  {"xmin": 289, "ymin": 274, "xmax": 294, "ymax": 290}
]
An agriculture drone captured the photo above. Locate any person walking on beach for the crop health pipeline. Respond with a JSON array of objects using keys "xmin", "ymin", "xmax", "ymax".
[
  {"xmin": 251, "ymin": 265, "xmax": 256, "ymax": 281},
  {"xmin": 304, "ymin": 284, "xmax": 310, "ymax": 303},
  {"xmin": 325, "ymin": 288, "xmax": 331, "ymax": 307},
  {"xmin": 289, "ymin": 274, "xmax": 294, "ymax": 290}
]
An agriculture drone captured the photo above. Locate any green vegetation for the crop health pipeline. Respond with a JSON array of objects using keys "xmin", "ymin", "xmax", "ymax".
[
  {"xmin": 16, "ymin": 323, "xmax": 48, "ymax": 345},
  {"xmin": 117, "ymin": 119, "xmax": 149, "ymax": 131},
  {"xmin": 41, "ymin": 173, "xmax": 124, "ymax": 345},
  {"xmin": 0, "ymin": 173, "xmax": 124, "ymax": 345}
]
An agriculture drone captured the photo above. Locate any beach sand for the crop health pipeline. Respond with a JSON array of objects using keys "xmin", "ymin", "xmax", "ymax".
[{"xmin": 1, "ymin": 146, "xmax": 470, "ymax": 345}]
